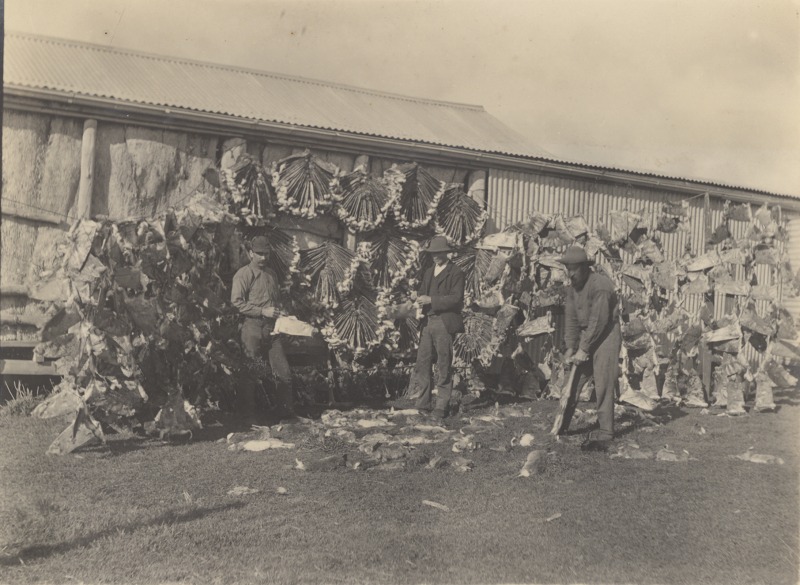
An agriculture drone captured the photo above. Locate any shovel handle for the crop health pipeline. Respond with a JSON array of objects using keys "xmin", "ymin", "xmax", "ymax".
[{"xmin": 550, "ymin": 363, "xmax": 579, "ymax": 436}]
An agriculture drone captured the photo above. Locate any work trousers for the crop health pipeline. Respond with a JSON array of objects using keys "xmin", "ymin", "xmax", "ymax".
[
  {"xmin": 410, "ymin": 316, "xmax": 454, "ymax": 415},
  {"xmin": 565, "ymin": 323, "xmax": 621, "ymax": 440},
  {"xmin": 240, "ymin": 318, "xmax": 293, "ymax": 415}
]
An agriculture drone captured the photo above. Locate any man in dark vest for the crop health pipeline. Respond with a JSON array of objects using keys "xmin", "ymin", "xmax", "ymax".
[
  {"xmin": 560, "ymin": 246, "xmax": 622, "ymax": 451},
  {"xmin": 231, "ymin": 235, "xmax": 294, "ymax": 422},
  {"xmin": 410, "ymin": 235, "xmax": 466, "ymax": 420}
]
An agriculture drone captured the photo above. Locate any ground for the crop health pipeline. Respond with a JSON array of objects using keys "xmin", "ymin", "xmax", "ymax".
[{"xmin": 0, "ymin": 391, "xmax": 798, "ymax": 585}]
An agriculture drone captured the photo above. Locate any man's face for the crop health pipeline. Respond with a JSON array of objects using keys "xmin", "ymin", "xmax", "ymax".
[
  {"xmin": 566, "ymin": 263, "xmax": 589, "ymax": 288},
  {"xmin": 250, "ymin": 249, "xmax": 269, "ymax": 267},
  {"xmin": 431, "ymin": 251, "xmax": 449, "ymax": 266}
]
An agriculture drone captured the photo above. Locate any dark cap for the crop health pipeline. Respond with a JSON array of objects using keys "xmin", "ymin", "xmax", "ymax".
[{"xmin": 250, "ymin": 236, "xmax": 270, "ymax": 254}]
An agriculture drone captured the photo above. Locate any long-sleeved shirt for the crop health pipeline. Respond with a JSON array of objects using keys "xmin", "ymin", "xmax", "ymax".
[
  {"xmin": 564, "ymin": 271, "xmax": 619, "ymax": 354},
  {"xmin": 231, "ymin": 262, "xmax": 283, "ymax": 319}
]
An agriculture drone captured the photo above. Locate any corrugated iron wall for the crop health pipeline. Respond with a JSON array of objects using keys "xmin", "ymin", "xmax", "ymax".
[
  {"xmin": 487, "ymin": 168, "xmax": 795, "ymax": 366},
  {"xmin": 784, "ymin": 210, "xmax": 800, "ymax": 321}
]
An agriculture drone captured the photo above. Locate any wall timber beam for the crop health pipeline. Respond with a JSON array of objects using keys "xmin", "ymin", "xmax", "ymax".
[
  {"xmin": 77, "ymin": 119, "xmax": 97, "ymax": 219},
  {"xmin": 0, "ymin": 359, "xmax": 58, "ymax": 376},
  {"xmin": 5, "ymin": 89, "xmax": 799, "ymax": 211},
  {"xmin": 1, "ymin": 203, "xmax": 67, "ymax": 226},
  {"xmin": 0, "ymin": 285, "xmax": 29, "ymax": 297}
]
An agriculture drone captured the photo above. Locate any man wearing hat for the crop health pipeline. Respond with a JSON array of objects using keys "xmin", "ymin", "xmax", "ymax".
[
  {"xmin": 231, "ymin": 235, "xmax": 294, "ymax": 421},
  {"xmin": 560, "ymin": 245, "xmax": 621, "ymax": 451},
  {"xmin": 409, "ymin": 235, "xmax": 466, "ymax": 420}
]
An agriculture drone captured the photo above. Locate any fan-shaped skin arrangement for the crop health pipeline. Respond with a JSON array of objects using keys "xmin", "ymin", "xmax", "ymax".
[
  {"xmin": 333, "ymin": 168, "xmax": 401, "ymax": 232},
  {"xmin": 271, "ymin": 151, "xmax": 340, "ymax": 219},
  {"xmin": 453, "ymin": 309, "xmax": 494, "ymax": 367},
  {"xmin": 322, "ymin": 289, "xmax": 389, "ymax": 358},
  {"xmin": 391, "ymin": 163, "xmax": 446, "ymax": 229},
  {"xmin": 435, "ymin": 184, "xmax": 488, "ymax": 247},
  {"xmin": 221, "ymin": 154, "xmax": 275, "ymax": 222},
  {"xmin": 452, "ymin": 247, "xmax": 494, "ymax": 304},
  {"xmin": 364, "ymin": 228, "xmax": 421, "ymax": 291},
  {"xmin": 297, "ymin": 241, "xmax": 361, "ymax": 309}
]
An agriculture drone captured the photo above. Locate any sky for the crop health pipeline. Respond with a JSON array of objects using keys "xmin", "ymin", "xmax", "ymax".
[{"xmin": 5, "ymin": 0, "xmax": 800, "ymax": 196}]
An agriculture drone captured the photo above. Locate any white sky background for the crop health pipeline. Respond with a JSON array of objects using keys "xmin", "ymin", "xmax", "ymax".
[{"xmin": 6, "ymin": 0, "xmax": 800, "ymax": 195}]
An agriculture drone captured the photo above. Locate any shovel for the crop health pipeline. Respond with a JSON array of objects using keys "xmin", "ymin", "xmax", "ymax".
[{"xmin": 550, "ymin": 363, "xmax": 580, "ymax": 436}]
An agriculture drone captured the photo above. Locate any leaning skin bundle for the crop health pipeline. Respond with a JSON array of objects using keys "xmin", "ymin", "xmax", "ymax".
[{"xmin": 435, "ymin": 185, "xmax": 487, "ymax": 246}]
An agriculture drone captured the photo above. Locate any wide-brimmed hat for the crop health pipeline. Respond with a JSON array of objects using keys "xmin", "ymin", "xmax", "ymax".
[
  {"xmin": 559, "ymin": 246, "xmax": 594, "ymax": 266},
  {"xmin": 423, "ymin": 235, "xmax": 454, "ymax": 254},
  {"xmin": 249, "ymin": 236, "xmax": 271, "ymax": 254}
]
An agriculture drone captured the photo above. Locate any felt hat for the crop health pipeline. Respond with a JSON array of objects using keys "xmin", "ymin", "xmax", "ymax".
[
  {"xmin": 423, "ymin": 235, "xmax": 454, "ymax": 254},
  {"xmin": 250, "ymin": 236, "xmax": 271, "ymax": 254},
  {"xmin": 559, "ymin": 246, "xmax": 594, "ymax": 266}
]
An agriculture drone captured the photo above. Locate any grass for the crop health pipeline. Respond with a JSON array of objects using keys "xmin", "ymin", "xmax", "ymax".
[
  {"xmin": 0, "ymin": 392, "xmax": 798, "ymax": 585},
  {"xmin": 0, "ymin": 381, "xmax": 45, "ymax": 418}
]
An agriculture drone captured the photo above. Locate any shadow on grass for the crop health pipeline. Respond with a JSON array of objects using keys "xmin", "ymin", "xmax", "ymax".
[{"xmin": 0, "ymin": 501, "xmax": 246, "ymax": 566}]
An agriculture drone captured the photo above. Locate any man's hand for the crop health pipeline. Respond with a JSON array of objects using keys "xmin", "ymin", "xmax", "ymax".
[
  {"xmin": 261, "ymin": 307, "xmax": 284, "ymax": 319},
  {"xmin": 572, "ymin": 348, "xmax": 589, "ymax": 364},
  {"xmin": 416, "ymin": 295, "xmax": 432, "ymax": 306},
  {"xmin": 563, "ymin": 348, "xmax": 576, "ymax": 363}
]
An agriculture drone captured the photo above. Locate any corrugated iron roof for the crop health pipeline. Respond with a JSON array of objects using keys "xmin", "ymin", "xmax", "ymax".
[
  {"xmin": 2, "ymin": 32, "xmax": 545, "ymax": 159},
  {"xmin": 3, "ymin": 32, "xmax": 796, "ymax": 200}
]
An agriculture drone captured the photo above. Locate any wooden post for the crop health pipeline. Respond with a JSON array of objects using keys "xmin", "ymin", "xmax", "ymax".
[
  {"xmin": 702, "ymin": 192, "xmax": 711, "ymax": 252},
  {"xmin": 701, "ymin": 341, "xmax": 712, "ymax": 399},
  {"xmin": 467, "ymin": 170, "xmax": 487, "ymax": 208},
  {"xmin": 76, "ymin": 119, "xmax": 97, "ymax": 219},
  {"xmin": 700, "ymin": 192, "xmax": 713, "ymax": 396},
  {"xmin": 777, "ymin": 205, "xmax": 783, "ymax": 304},
  {"xmin": 353, "ymin": 154, "xmax": 369, "ymax": 174},
  {"xmin": 220, "ymin": 138, "xmax": 247, "ymax": 170}
]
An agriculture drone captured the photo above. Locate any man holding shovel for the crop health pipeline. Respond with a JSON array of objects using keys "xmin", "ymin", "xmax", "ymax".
[{"xmin": 559, "ymin": 246, "xmax": 621, "ymax": 451}]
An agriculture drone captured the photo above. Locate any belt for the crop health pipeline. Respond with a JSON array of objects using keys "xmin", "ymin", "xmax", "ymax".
[{"xmin": 245, "ymin": 315, "xmax": 276, "ymax": 323}]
